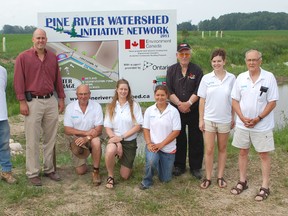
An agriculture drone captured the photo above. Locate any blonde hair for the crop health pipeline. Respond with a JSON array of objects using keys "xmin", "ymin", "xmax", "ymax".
[{"xmin": 107, "ymin": 79, "xmax": 136, "ymax": 122}]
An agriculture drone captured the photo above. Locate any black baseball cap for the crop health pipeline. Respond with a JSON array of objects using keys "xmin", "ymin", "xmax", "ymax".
[{"xmin": 177, "ymin": 43, "xmax": 191, "ymax": 52}]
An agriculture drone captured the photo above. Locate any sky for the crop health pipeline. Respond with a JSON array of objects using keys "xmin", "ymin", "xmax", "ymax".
[{"xmin": 1, "ymin": 0, "xmax": 287, "ymax": 28}]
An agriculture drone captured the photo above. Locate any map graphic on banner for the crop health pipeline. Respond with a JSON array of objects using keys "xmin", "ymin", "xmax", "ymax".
[
  {"xmin": 49, "ymin": 41, "xmax": 118, "ymax": 90},
  {"xmin": 38, "ymin": 10, "xmax": 177, "ymax": 104}
]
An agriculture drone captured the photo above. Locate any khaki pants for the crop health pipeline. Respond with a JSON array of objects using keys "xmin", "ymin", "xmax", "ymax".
[
  {"xmin": 66, "ymin": 135, "xmax": 90, "ymax": 168},
  {"xmin": 25, "ymin": 96, "xmax": 58, "ymax": 178}
]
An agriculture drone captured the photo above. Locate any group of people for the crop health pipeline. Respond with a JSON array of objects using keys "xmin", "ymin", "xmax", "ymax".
[{"xmin": 0, "ymin": 28, "xmax": 279, "ymax": 202}]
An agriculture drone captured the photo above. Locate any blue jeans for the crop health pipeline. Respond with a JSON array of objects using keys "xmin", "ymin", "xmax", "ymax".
[
  {"xmin": 0, "ymin": 120, "xmax": 12, "ymax": 172},
  {"xmin": 141, "ymin": 146, "xmax": 175, "ymax": 188}
]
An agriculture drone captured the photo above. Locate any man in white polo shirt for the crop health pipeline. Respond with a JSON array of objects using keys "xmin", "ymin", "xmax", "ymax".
[
  {"xmin": 64, "ymin": 84, "xmax": 103, "ymax": 185},
  {"xmin": 230, "ymin": 50, "xmax": 279, "ymax": 201}
]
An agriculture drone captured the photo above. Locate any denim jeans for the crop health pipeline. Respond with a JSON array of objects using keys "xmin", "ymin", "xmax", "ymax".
[
  {"xmin": 141, "ymin": 146, "xmax": 175, "ymax": 188},
  {"xmin": 0, "ymin": 120, "xmax": 12, "ymax": 172}
]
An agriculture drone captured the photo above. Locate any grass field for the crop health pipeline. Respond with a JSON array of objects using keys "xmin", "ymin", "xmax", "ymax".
[
  {"xmin": 1, "ymin": 30, "xmax": 288, "ymax": 116},
  {"xmin": 0, "ymin": 31, "xmax": 288, "ymax": 215}
]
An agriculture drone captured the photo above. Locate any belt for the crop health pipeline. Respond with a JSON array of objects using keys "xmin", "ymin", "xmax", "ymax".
[{"xmin": 31, "ymin": 93, "xmax": 53, "ymax": 99}]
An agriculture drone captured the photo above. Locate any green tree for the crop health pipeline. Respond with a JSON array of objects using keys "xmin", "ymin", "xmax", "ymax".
[{"xmin": 177, "ymin": 21, "xmax": 197, "ymax": 31}]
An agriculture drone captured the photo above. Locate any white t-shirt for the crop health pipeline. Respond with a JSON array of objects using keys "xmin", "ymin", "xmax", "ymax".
[
  {"xmin": 104, "ymin": 101, "xmax": 143, "ymax": 141},
  {"xmin": 197, "ymin": 71, "xmax": 236, "ymax": 123},
  {"xmin": 231, "ymin": 68, "xmax": 279, "ymax": 131},
  {"xmin": 64, "ymin": 99, "xmax": 103, "ymax": 130},
  {"xmin": 143, "ymin": 103, "xmax": 181, "ymax": 153},
  {"xmin": 0, "ymin": 65, "xmax": 8, "ymax": 121}
]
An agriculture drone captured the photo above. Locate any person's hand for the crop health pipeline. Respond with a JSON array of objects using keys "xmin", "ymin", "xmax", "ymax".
[
  {"xmin": 116, "ymin": 143, "xmax": 123, "ymax": 158},
  {"xmin": 109, "ymin": 136, "xmax": 122, "ymax": 143},
  {"xmin": 245, "ymin": 117, "xmax": 261, "ymax": 128},
  {"xmin": 199, "ymin": 119, "xmax": 205, "ymax": 132},
  {"xmin": 231, "ymin": 119, "xmax": 235, "ymax": 129},
  {"xmin": 148, "ymin": 143, "xmax": 161, "ymax": 153},
  {"xmin": 87, "ymin": 129, "xmax": 98, "ymax": 137},
  {"xmin": 58, "ymin": 99, "xmax": 65, "ymax": 114},
  {"xmin": 20, "ymin": 100, "xmax": 29, "ymax": 116},
  {"xmin": 178, "ymin": 101, "xmax": 190, "ymax": 113},
  {"xmin": 241, "ymin": 116, "xmax": 254, "ymax": 128},
  {"xmin": 75, "ymin": 137, "xmax": 88, "ymax": 147}
]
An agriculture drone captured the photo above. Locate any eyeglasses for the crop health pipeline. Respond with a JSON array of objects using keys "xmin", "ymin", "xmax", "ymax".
[
  {"xmin": 77, "ymin": 92, "xmax": 90, "ymax": 96},
  {"xmin": 245, "ymin": 57, "xmax": 261, "ymax": 63},
  {"xmin": 178, "ymin": 53, "xmax": 191, "ymax": 58}
]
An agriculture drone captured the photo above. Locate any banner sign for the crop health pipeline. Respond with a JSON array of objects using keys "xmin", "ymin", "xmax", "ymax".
[{"xmin": 38, "ymin": 10, "xmax": 177, "ymax": 104}]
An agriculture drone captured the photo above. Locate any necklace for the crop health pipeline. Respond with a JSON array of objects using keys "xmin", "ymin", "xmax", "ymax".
[{"xmin": 157, "ymin": 104, "xmax": 167, "ymax": 114}]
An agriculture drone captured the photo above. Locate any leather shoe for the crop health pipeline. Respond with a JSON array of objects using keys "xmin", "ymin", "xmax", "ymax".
[
  {"xmin": 29, "ymin": 176, "xmax": 42, "ymax": 186},
  {"xmin": 172, "ymin": 167, "xmax": 185, "ymax": 176},
  {"xmin": 44, "ymin": 172, "xmax": 61, "ymax": 181},
  {"xmin": 191, "ymin": 169, "xmax": 202, "ymax": 180}
]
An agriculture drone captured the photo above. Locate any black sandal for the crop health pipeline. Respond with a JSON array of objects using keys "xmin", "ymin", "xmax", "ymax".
[
  {"xmin": 230, "ymin": 180, "xmax": 248, "ymax": 195},
  {"xmin": 255, "ymin": 187, "xmax": 270, "ymax": 201},
  {"xmin": 217, "ymin": 177, "xmax": 227, "ymax": 188},
  {"xmin": 200, "ymin": 178, "xmax": 211, "ymax": 189},
  {"xmin": 105, "ymin": 176, "xmax": 114, "ymax": 189}
]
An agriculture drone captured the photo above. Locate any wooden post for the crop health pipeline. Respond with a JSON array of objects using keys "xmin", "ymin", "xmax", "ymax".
[
  {"xmin": 216, "ymin": 31, "xmax": 219, "ymax": 38},
  {"xmin": 2, "ymin": 37, "xmax": 6, "ymax": 52},
  {"xmin": 201, "ymin": 31, "xmax": 204, "ymax": 38}
]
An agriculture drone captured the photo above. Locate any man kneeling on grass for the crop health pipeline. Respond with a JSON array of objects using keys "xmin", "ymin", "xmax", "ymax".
[{"xmin": 64, "ymin": 84, "xmax": 103, "ymax": 185}]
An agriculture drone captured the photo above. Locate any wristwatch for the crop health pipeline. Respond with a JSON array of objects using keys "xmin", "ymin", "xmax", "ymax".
[{"xmin": 86, "ymin": 135, "xmax": 92, "ymax": 141}]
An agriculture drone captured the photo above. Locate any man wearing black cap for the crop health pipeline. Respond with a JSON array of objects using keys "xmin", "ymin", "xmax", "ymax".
[{"xmin": 166, "ymin": 43, "xmax": 204, "ymax": 179}]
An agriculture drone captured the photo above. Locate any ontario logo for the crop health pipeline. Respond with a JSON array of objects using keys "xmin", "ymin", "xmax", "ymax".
[
  {"xmin": 125, "ymin": 39, "xmax": 145, "ymax": 49},
  {"xmin": 143, "ymin": 61, "xmax": 169, "ymax": 71}
]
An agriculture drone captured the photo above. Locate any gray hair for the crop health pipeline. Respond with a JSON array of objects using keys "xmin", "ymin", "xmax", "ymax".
[{"xmin": 245, "ymin": 49, "xmax": 262, "ymax": 60}]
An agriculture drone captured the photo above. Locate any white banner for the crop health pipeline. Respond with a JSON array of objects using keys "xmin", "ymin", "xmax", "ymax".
[{"xmin": 38, "ymin": 10, "xmax": 177, "ymax": 104}]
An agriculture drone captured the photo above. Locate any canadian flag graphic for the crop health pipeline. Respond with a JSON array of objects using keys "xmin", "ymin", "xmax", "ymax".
[{"xmin": 125, "ymin": 39, "xmax": 145, "ymax": 49}]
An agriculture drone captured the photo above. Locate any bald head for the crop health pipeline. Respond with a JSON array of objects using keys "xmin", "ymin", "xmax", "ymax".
[
  {"xmin": 33, "ymin": 28, "xmax": 46, "ymax": 38},
  {"xmin": 76, "ymin": 84, "xmax": 90, "ymax": 94},
  {"xmin": 32, "ymin": 28, "xmax": 47, "ymax": 52}
]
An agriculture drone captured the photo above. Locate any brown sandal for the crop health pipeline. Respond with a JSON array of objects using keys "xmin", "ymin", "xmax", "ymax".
[
  {"xmin": 230, "ymin": 180, "xmax": 248, "ymax": 195},
  {"xmin": 255, "ymin": 187, "xmax": 270, "ymax": 201},
  {"xmin": 105, "ymin": 176, "xmax": 114, "ymax": 189},
  {"xmin": 217, "ymin": 177, "xmax": 227, "ymax": 188},
  {"xmin": 200, "ymin": 178, "xmax": 211, "ymax": 189}
]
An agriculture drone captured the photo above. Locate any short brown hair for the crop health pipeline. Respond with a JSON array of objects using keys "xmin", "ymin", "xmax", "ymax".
[{"xmin": 210, "ymin": 48, "xmax": 226, "ymax": 61}]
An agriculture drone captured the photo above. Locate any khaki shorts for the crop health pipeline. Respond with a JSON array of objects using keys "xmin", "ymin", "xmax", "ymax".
[
  {"xmin": 66, "ymin": 135, "xmax": 91, "ymax": 168},
  {"xmin": 204, "ymin": 120, "xmax": 231, "ymax": 133},
  {"xmin": 232, "ymin": 127, "xmax": 275, "ymax": 152},
  {"xmin": 119, "ymin": 139, "xmax": 137, "ymax": 169}
]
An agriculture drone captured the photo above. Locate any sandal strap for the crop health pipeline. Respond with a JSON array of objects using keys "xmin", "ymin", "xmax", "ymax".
[
  {"xmin": 231, "ymin": 180, "xmax": 248, "ymax": 195},
  {"xmin": 255, "ymin": 187, "xmax": 270, "ymax": 200},
  {"xmin": 231, "ymin": 186, "xmax": 242, "ymax": 194},
  {"xmin": 237, "ymin": 180, "xmax": 248, "ymax": 189},
  {"xmin": 200, "ymin": 178, "xmax": 211, "ymax": 189},
  {"xmin": 259, "ymin": 187, "xmax": 270, "ymax": 195},
  {"xmin": 217, "ymin": 177, "xmax": 226, "ymax": 187},
  {"xmin": 106, "ymin": 176, "xmax": 114, "ymax": 184}
]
